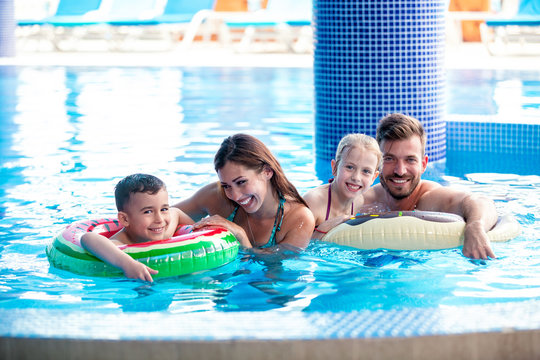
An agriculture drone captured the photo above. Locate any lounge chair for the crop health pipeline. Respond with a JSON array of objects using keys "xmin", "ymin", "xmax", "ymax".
[
  {"xmin": 104, "ymin": 0, "xmax": 217, "ymax": 49},
  {"xmin": 218, "ymin": 0, "xmax": 312, "ymax": 52},
  {"xmin": 16, "ymin": 0, "xmax": 104, "ymax": 50},
  {"xmin": 17, "ymin": 0, "xmax": 103, "ymax": 27},
  {"xmin": 481, "ymin": 0, "xmax": 540, "ymax": 54}
]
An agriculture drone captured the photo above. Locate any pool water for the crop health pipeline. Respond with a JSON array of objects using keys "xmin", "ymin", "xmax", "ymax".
[{"xmin": 1, "ymin": 66, "xmax": 540, "ymax": 338}]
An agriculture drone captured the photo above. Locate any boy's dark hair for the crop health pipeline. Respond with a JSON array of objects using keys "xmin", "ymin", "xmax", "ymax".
[{"xmin": 114, "ymin": 174, "xmax": 165, "ymax": 211}]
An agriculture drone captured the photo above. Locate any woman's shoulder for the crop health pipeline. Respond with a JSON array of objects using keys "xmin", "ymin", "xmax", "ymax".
[{"xmin": 284, "ymin": 198, "xmax": 316, "ymax": 225}]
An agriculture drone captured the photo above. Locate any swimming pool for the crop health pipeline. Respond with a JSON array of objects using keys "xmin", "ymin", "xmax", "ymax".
[{"xmin": 1, "ymin": 66, "xmax": 540, "ymax": 355}]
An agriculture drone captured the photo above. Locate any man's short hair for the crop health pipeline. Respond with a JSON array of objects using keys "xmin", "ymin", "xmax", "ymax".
[{"xmin": 376, "ymin": 113, "xmax": 426, "ymax": 155}]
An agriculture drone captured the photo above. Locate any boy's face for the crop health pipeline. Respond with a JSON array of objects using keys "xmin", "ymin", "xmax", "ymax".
[
  {"xmin": 119, "ymin": 188, "xmax": 171, "ymax": 242},
  {"xmin": 332, "ymin": 146, "xmax": 379, "ymax": 200}
]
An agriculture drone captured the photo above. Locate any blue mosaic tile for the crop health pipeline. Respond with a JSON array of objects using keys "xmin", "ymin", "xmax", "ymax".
[
  {"xmin": 447, "ymin": 120, "xmax": 540, "ymax": 153},
  {"xmin": 3, "ymin": 300, "xmax": 540, "ymax": 340},
  {"xmin": 313, "ymin": 0, "xmax": 446, "ymax": 163}
]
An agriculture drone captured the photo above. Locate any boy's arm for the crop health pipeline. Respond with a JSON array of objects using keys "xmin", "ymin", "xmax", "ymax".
[{"xmin": 81, "ymin": 233, "xmax": 158, "ymax": 282}]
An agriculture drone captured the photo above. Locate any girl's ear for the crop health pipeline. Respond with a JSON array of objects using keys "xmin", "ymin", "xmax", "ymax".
[
  {"xmin": 331, "ymin": 159, "xmax": 337, "ymax": 177},
  {"xmin": 118, "ymin": 211, "xmax": 129, "ymax": 227}
]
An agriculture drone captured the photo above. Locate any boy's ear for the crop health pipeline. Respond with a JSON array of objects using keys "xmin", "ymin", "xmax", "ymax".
[{"xmin": 118, "ymin": 211, "xmax": 129, "ymax": 227}]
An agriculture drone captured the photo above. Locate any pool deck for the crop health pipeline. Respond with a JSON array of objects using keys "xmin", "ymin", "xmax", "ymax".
[{"xmin": 2, "ymin": 41, "xmax": 540, "ymax": 70}]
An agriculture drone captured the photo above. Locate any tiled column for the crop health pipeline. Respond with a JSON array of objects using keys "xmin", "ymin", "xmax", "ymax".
[
  {"xmin": 313, "ymin": 0, "xmax": 446, "ymax": 173},
  {"xmin": 0, "ymin": 0, "xmax": 15, "ymax": 57}
]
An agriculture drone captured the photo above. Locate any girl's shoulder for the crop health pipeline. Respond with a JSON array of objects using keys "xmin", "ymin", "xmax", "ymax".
[
  {"xmin": 302, "ymin": 184, "xmax": 329, "ymax": 220},
  {"xmin": 303, "ymin": 183, "xmax": 329, "ymax": 204}
]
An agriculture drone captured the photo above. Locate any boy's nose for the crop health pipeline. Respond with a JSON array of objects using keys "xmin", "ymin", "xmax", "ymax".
[{"xmin": 154, "ymin": 212, "xmax": 164, "ymax": 223}]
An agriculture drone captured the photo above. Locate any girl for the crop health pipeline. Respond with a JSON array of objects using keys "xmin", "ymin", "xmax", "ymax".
[
  {"xmin": 174, "ymin": 134, "xmax": 315, "ymax": 251},
  {"xmin": 304, "ymin": 134, "xmax": 381, "ymax": 239}
]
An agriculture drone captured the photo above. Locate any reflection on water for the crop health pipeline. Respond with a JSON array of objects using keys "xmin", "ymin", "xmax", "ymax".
[{"xmin": 0, "ymin": 66, "xmax": 539, "ymax": 318}]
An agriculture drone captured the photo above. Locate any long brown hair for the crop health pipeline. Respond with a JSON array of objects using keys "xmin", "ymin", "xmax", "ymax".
[{"xmin": 214, "ymin": 133, "xmax": 308, "ymax": 207}]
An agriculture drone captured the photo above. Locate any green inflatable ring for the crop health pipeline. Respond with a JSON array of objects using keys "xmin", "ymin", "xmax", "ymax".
[{"xmin": 46, "ymin": 218, "xmax": 240, "ymax": 278}]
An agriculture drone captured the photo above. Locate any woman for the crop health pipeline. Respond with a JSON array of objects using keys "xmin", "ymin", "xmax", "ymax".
[{"xmin": 174, "ymin": 134, "xmax": 315, "ymax": 250}]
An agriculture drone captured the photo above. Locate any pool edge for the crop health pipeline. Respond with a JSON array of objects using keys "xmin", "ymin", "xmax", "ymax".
[{"xmin": 2, "ymin": 329, "xmax": 540, "ymax": 360}]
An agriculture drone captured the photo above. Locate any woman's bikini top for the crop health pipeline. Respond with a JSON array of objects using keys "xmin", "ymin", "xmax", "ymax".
[
  {"xmin": 325, "ymin": 179, "xmax": 354, "ymax": 221},
  {"xmin": 227, "ymin": 194, "xmax": 286, "ymax": 248}
]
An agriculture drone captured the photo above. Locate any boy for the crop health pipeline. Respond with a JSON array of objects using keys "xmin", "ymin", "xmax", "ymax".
[{"xmin": 81, "ymin": 174, "xmax": 194, "ymax": 282}]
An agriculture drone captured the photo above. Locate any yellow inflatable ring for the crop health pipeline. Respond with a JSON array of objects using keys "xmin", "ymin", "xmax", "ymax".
[{"xmin": 322, "ymin": 211, "xmax": 521, "ymax": 250}]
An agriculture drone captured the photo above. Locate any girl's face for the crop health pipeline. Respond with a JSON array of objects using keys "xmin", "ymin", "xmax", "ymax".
[
  {"xmin": 332, "ymin": 146, "xmax": 379, "ymax": 200},
  {"xmin": 217, "ymin": 161, "xmax": 273, "ymax": 214}
]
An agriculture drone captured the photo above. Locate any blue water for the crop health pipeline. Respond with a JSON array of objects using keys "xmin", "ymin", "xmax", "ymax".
[{"xmin": 1, "ymin": 66, "xmax": 540, "ymax": 338}]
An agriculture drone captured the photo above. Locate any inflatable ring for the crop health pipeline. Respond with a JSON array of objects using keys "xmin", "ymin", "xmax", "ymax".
[
  {"xmin": 46, "ymin": 218, "xmax": 240, "ymax": 278},
  {"xmin": 322, "ymin": 211, "xmax": 521, "ymax": 250}
]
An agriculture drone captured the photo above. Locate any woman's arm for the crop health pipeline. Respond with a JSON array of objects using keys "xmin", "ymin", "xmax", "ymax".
[
  {"xmin": 173, "ymin": 182, "xmax": 223, "ymax": 222},
  {"xmin": 170, "ymin": 207, "xmax": 195, "ymax": 226},
  {"xmin": 277, "ymin": 205, "xmax": 315, "ymax": 249},
  {"xmin": 192, "ymin": 215, "xmax": 253, "ymax": 248}
]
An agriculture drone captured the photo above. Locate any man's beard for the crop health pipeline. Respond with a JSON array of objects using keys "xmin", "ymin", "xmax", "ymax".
[{"xmin": 379, "ymin": 174, "xmax": 419, "ymax": 200}]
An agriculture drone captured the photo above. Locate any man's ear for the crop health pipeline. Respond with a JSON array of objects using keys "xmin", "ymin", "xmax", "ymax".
[
  {"xmin": 118, "ymin": 211, "xmax": 129, "ymax": 227},
  {"xmin": 421, "ymin": 154, "xmax": 428, "ymax": 173}
]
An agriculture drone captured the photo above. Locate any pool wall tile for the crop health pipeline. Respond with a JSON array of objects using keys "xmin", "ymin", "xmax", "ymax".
[{"xmin": 313, "ymin": 0, "xmax": 446, "ymax": 166}]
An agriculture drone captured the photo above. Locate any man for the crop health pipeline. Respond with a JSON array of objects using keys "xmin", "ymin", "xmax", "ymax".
[{"xmin": 363, "ymin": 113, "xmax": 498, "ymax": 259}]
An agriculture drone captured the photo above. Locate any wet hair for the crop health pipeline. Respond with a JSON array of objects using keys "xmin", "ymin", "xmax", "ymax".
[
  {"xmin": 214, "ymin": 133, "xmax": 308, "ymax": 207},
  {"xmin": 334, "ymin": 133, "xmax": 382, "ymax": 171},
  {"xmin": 114, "ymin": 173, "xmax": 166, "ymax": 211},
  {"xmin": 376, "ymin": 113, "xmax": 427, "ymax": 155}
]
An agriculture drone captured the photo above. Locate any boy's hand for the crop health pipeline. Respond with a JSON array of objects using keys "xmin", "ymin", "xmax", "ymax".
[{"xmin": 121, "ymin": 258, "xmax": 158, "ymax": 282}]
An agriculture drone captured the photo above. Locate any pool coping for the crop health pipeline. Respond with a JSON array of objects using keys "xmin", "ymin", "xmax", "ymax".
[{"xmin": 2, "ymin": 329, "xmax": 540, "ymax": 360}]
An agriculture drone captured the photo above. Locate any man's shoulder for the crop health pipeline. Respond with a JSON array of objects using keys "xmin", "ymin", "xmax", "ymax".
[
  {"xmin": 365, "ymin": 184, "xmax": 385, "ymax": 198},
  {"xmin": 418, "ymin": 179, "xmax": 442, "ymax": 192}
]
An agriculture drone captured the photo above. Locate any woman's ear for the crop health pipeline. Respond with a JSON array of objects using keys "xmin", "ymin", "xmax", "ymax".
[
  {"xmin": 263, "ymin": 166, "xmax": 274, "ymax": 180},
  {"xmin": 118, "ymin": 211, "xmax": 129, "ymax": 227}
]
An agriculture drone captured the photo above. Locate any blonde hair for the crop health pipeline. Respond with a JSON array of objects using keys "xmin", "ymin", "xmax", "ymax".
[{"xmin": 335, "ymin": 133, "xmax": 382, "ymax": 170}]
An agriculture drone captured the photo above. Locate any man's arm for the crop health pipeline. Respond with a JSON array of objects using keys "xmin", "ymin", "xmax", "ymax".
[{"xmin": 418, "ymin": 186, "xmax": 498, "ymax": 260}]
